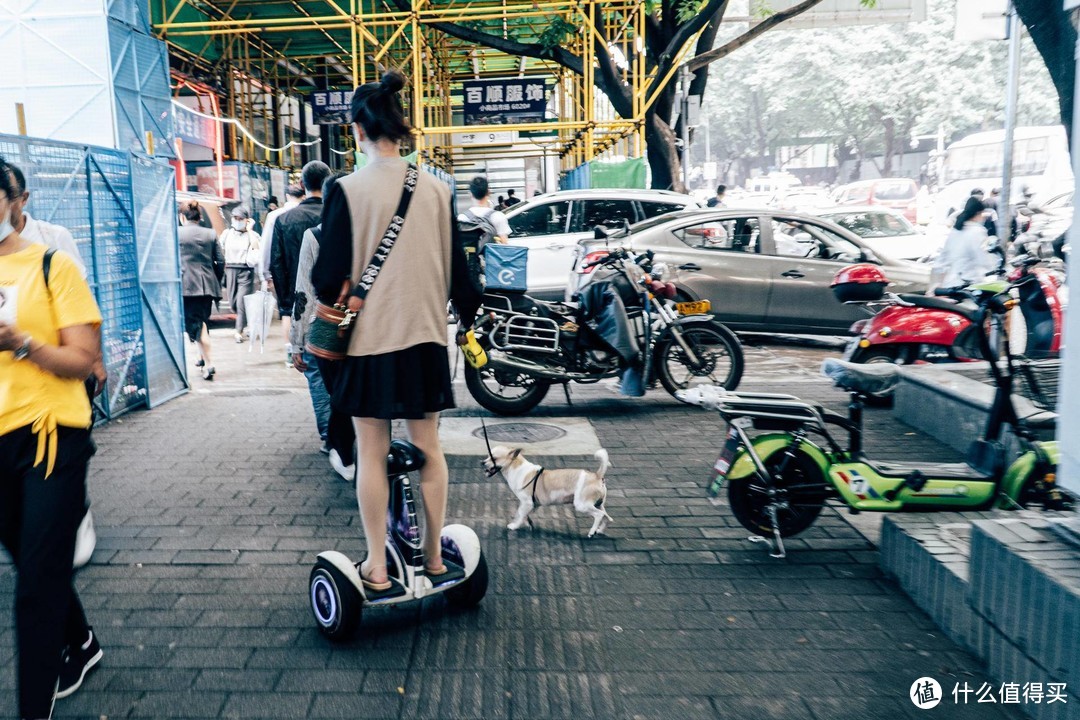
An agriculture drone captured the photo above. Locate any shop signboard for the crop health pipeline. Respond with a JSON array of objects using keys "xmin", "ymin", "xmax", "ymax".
[
  {"xmin": 173, "ymin": 103, "xmax": 216, "ymax": 148},
  {"xmin": 310, "ymin": 90, "xmax": 354, "ymax": 125},
  {"xmin": 462, "ymin": 78, "xmax": 548, "ymax": 126}
]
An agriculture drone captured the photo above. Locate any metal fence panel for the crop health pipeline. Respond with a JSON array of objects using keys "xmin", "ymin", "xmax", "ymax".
[
  {"xmin": 0, "ymin": 132, "xmax": 185, "ymax": 421},
  {"xmin": 109, "ymin": 19, "xmax": 175, "ymax": 158},
  {"xmin": 130, "ymin": 154, "xmax": 188, "ymax": 406}
]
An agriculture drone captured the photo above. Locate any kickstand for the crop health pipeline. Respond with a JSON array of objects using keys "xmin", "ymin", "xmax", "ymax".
[
  {"xmin": 747, "ymin": 504, "xmax": 787, "ymax": 559},
  {"xmin": 562, "ymin": 383, "xmax": 573, "ymax": 406}
]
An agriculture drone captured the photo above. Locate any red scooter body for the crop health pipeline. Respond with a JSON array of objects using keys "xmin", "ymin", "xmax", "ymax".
[{"xmin": 843, "ymin": 303, "xmax": 973, "ymax": 364}]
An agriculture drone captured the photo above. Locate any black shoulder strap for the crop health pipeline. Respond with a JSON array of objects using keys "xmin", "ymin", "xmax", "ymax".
[
  {"xmin": 43, "ymin": 248, "xmax": 57, "ymax": 290},
  {"xmin": 351, "ymin": 163, "xmax": 419, "ymax": 301}
]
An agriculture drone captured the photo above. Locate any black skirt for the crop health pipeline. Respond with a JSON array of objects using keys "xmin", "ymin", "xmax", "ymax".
[
  {"xmin": 183, "ymin": 295, "xmax": 214, "ymax": 342},
  {"xmin": 330, "ymin": 342, "xmax": 455, "ymax": 420}
]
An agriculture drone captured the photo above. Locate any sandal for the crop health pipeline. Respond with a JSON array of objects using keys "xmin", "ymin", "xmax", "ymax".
[{"xmin": 359, "ymin": 562, "xmax": 392, "ymax": 592}]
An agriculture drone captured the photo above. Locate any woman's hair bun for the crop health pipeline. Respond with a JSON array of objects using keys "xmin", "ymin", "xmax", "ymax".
[{"xmin": 379, "ymin": 70, "xmax": 406, "ymax": 94}]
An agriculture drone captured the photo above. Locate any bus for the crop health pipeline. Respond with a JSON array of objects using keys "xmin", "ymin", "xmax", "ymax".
[{"xmin": 937, "ymin": 125, "xmax": 1073, "ymax": 219}]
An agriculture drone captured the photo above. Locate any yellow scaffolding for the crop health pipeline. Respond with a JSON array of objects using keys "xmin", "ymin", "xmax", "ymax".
[{"xmin": 154, "ymin": 0, "xmax": 689, "ymax": 174}]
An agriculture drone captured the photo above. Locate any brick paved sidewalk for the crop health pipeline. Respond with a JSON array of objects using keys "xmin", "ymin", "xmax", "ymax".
[{"xmin": 0, "ymin": 330, "xmax": 1023, "ymax": 719}]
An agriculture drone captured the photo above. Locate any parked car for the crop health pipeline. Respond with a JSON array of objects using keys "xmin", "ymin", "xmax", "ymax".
[
  {"xmin": 503, "ymin": 188, "xmax": 698, "ymax": 299},
  {"xmin": 775, "ymin": 188, "xmax": 834, "ymax": 213},
  {"xmin": 832, "ymin": 178, "xmax": 919, "ymax": 222},
  {"xmin": 813, "ymin": 206, "xmax": 943, "ymax": 261},
  {"xmin": 569, "ymin": 209, "xmax": 931, "ymax": 335}
]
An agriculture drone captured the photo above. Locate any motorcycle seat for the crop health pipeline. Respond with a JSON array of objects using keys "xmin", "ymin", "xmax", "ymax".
[
  {"xmin": 821, "ymin": 358, "xmax": 900, "ymax": 396},
  {"xmin": 896, "ymin": 293, "xmax": 979, "ymax": 322}
]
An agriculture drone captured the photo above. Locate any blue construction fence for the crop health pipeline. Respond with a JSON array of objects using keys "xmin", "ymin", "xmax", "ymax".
[{"xmin": 0, "ymin": 132, "xmax": 188, "ymax": 421}]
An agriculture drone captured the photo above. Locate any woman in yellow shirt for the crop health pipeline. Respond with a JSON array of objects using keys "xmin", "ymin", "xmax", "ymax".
[{"xmin": 0, "ymin": 157, "xmax": 104, "ymax": 719}]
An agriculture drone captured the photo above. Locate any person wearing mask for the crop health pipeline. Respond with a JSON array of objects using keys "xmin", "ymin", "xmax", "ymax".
[
  {"xmin": 932, "ymin": 197, "xmax": 997, "ymax": 291},
  {"xmin": 0, "ymin": 156, "xmax": 104, "ymax": 719},
  {"xmin": 459, "ymin": 176, "xmax": 511, "ymax": 243},
  {"xmin": 5, "ymin": 162, "xmax": 86, "ymax": 278},
  {"xmin": 219, "ymin": 206, "xmax": 261, "ymax": 343},
  {"xmin": 271, "ymin": 162, "xmax": 331, "ymax": 368},
  {"xmin": 312, "ymin": 71, "xmax": 481, "ymax": 591},
  {"xmin": 706, "ymin": 184, "xmax": 727, "ymax": 208},
  {"xmin": 178, "ymin": 200, "xmax": 224, "ymax": 380}
]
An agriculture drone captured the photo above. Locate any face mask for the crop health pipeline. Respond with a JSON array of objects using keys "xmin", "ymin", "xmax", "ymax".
[
  {"xmin": 232, "ymin": 220, "xmax": 246, "ymax": 231},
  {"xmin": 0, "ymin": 211, "xmax": 12, "ymax": 243}
]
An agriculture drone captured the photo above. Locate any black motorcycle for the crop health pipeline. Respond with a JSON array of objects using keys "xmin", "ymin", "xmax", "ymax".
[{"xmin": 462, "ymin": 240, "xmax": 744, "ymax": 415}]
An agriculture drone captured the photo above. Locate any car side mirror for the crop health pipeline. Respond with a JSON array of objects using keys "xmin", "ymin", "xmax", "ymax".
[{"xmin": 594, "ymin": 225, "xmax": 610, "ymax": 240}]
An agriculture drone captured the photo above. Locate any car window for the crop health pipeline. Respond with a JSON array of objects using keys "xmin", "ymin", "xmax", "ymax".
[
  {"xmin": 770, "ymin": 219, "xmax": 863, "ymax": 262},
  {"xmin": 570, "ymin": 199, "xmax": 639, "ymax": 232},
  {"xmin": 507, "ymin": 201, "xmax": 571, "ymax": 237},
  {"xmin": 676, "ymin": 217, "xmax": 759, "ymax": 252},
  {"xmin": 639, "ymin": 201, "xmax": 685, "ymax": 219},
  {"xmin": 873, "ymin": 180, "xmax": 916, "ymax": 201},
  {"xmin": 822, "ymin": 211, "xmax": 913, "ymax": 238}
]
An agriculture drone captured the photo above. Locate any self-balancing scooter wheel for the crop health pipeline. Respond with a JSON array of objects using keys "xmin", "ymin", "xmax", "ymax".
[
  {"xmin": 310, "ymin": 558, "xmax": 362, "ymax": 641},
  {"xmin": 444, "ymin": 550, "xmax": 489, "ymax": 607}
]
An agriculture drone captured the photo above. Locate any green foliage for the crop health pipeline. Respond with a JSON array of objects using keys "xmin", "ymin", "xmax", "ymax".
[
  {"xmin": 538, "ymin": 18, "xmax": 577, "ymax": 56},
  {"xmin": 675, "ymin": 0, "xmax": 707, "ymax": 24}
]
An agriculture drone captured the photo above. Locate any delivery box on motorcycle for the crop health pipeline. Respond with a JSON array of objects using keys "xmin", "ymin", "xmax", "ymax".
[{"xmin": 485, "ymin": 244, "xmax": 529, "ymax": 292}]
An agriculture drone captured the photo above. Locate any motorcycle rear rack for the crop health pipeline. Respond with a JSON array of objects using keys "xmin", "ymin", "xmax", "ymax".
[
  {"xmin": 482, "ymin": 293, "xmax": 515, "ymax": 315},
  {"xmin": 490, "ymin": 314, "xmax": 561, "ymax": 354},
  {"xmin": 715, "ymin": 391, "xmax": 828, "ymax": 429}
]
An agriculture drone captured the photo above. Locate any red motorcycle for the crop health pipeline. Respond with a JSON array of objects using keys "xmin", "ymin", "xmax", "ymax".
[{"xmin": 831, "ymin": 257, "xmax": 1063, "ymax": 397}]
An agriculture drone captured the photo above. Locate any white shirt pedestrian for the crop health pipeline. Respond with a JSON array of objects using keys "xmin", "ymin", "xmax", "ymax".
[
  {"xmin": 21, "ymin": 211, "xmax": 87, "ymax": 278},
  {"xmin": 933, "ymin": 221, "xmax": 997, "ymax": 289},
  {"xmin": 461, "ymin": 204, "xmax": 511, "ymax": 242}
]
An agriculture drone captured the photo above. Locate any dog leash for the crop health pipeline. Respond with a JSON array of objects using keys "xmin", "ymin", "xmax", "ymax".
[{"xmin": 524, "ymin": 467, "xmax": 543, "ymax": 506}]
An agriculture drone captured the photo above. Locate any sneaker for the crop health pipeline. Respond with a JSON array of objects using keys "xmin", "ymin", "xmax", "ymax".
[
  {"xmin": 234, "ymin": 333, "xmax": 244, "ymax": 344},
  {"xmin": 201, "ymin": 365, "xmax": 215, "ymax": 381},
  {"xmin": 319, "ymin": 441, "xmax": 331, "ymax": 455},
  {"xmin": 328, "ymin": 449, "xmax": 355, "ymax": 482},
  {"xmin": 55, "ymin": 629, "xmax": 103, "ymax": 699},
  {"xmin": 195, "ymin": 358, "xmax": 205, "ymax": 368}
]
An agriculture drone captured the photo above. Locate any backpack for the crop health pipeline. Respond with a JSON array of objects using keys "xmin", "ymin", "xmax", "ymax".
[
  {"xmin": 458, "ymin": 211, "xmax": 499, "ymax": 294},
  {"xmin": 459, "ymin": 210, "xmax": 499, "ymax": 251}
]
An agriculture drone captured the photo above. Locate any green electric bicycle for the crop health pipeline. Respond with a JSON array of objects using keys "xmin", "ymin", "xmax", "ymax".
[{"xmin": 680, "ymin": 283, "xmax": 1071, "ymax": 559}]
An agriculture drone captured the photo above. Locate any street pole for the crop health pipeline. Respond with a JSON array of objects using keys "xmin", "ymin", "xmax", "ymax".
[
  {"xmin": 680, "ymin": 65, "xmax": 690, "ymax": 192},
  {"xmin": 999, "ymin": 2, "xmax": 1022, "ymax": 250},
  {"xmin": 1056, "ymin": 0, "xmax": 1080, "ymax": 502}
]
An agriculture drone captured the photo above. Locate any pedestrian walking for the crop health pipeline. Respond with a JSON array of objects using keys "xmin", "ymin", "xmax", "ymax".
[
  {"xmin": 290, "ymin": 174, "xmax": 357, "ymax": 480},
  {"xmin": 312, "ymin": 70, "xmax": 481, "ymax": 589},
  {"xmin": 4, "ymin": 162, "xmax": 86, "ymax": 278},
  {"xmin": 179, "ymin": 200, "xmax": 224, "ymax": 380},
  {"xmin": 706, "ymin": 184, "xmax": 727, "ymax": 208},
  {"xmin": 459, "ymin": 176, "xmax": 512, "ymax": 243},
  {"xmin": 219, "ymin": 206, "xmax": 260, "ymax": 343},
  {"xmin": 932, "ymin": 197, "xmax": 997, "ymax": 291},
  {"xmin": 271, "ymin": 163, "xmax": 331, "ymax": 367},
  {"xmin": 0, "ymin": 156, "xmax": 104, "ymax": 719},
  {"xmin": 504, "ymin": 188, "xmax": 521, "ymax": 207},
  {"xmin": 261, "ymin": 184, "xmax": 304, "ymax": 356}
]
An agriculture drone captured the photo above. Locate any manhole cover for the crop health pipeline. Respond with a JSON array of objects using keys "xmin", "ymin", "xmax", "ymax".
[{"xmin": 473, "ymin": 422, "xmax": 567, "ymax": 443}]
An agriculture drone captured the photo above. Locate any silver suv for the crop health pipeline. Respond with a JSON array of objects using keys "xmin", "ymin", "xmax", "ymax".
[{"xmin": 502, "ymin": 189, "xmax": 698, "ymax": 299}]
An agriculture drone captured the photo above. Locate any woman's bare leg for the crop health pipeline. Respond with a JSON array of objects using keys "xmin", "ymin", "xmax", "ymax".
[
  {"xmin": 197, "ymin": 323, "xmax": 212, "ymax": 365},
  {"xmin": 405, "ymin": 413, "xmax": 448, "ymax": 571},
  {"xmin": 354, "ymin": 417, "xmax": 392, "ymax": 583}
]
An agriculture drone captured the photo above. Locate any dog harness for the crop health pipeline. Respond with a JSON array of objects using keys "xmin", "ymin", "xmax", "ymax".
[{"xmin": 523, "ymin": 467, "xmax": 544, "ymax": 505}]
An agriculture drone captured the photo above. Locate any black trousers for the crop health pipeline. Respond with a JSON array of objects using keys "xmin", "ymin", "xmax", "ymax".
[
  {"xmin": 0, "ymin": 425, "xmax": 94, "ymax": 719},
  {"xmin": 316, "ymin": 357, "xmax": 356, "ymax": 462}
]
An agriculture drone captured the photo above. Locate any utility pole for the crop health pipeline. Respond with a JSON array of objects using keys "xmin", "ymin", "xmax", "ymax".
[
  {"xmin": 999, "ymin": 2, "xmax": 1022, "ymax": 250},
  {"xmin": 680, "ymin": 65, "xmax": 690, "ymax": 191}
]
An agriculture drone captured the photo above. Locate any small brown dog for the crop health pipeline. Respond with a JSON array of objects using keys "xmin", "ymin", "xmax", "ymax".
[{"xmin": 484, "ymin": 446, "xmax": 612, "ymax": 537}]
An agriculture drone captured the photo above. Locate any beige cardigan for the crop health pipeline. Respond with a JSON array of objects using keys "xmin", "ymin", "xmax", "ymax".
[{"xmin": 331, "ymin": 157, "xmax": 454, "ymax": 357}]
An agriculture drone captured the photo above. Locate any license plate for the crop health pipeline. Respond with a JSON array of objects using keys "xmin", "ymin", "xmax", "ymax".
[
  {"xmin": 708, "ymin": 426, "xmax": 742, "ymax": 497},
  {"xmin": 677, "ymin": 299, "xmax": 711, "ymax": 316}
]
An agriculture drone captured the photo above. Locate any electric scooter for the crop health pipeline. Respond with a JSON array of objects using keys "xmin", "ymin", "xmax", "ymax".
[
  {"xmin": 309, "ymin": 440, "xmax": 489, "ymax": 640},
  {"xmin": 834, "ymin": 255, "xmax": 1063, "ymax": 400},
  {"xmin": 680, "ymin": 284, "xmax": 1071, "ymax": 559}
]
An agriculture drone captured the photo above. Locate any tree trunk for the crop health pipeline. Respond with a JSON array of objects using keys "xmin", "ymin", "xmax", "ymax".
[
  {"xmin": 1015, "ymin": 1, "xmax": 1076, "ymax": 147},
  {"xmin": 647, "ymin": 112, "xmax": 682, "ymax": 191},
  {"xmin": 882, "ymin": 118, "xmax": 895, "ymax": 178}
]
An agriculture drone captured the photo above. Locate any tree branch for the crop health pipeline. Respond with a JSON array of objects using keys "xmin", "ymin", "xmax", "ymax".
[
  {"xmin": 385, "ymin": 0, "xmax": 584, "ymax": 75},
  {"xmin": 686, "ymin": 0, "xmax": 826, "ymax": 72},
  {"xmin": 645, "ymin": 0, "xmax": 730, "ymax": 109},
  {"xmin": 592, "ymin": 4, "xmax": 634, "ymax": 118}
]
